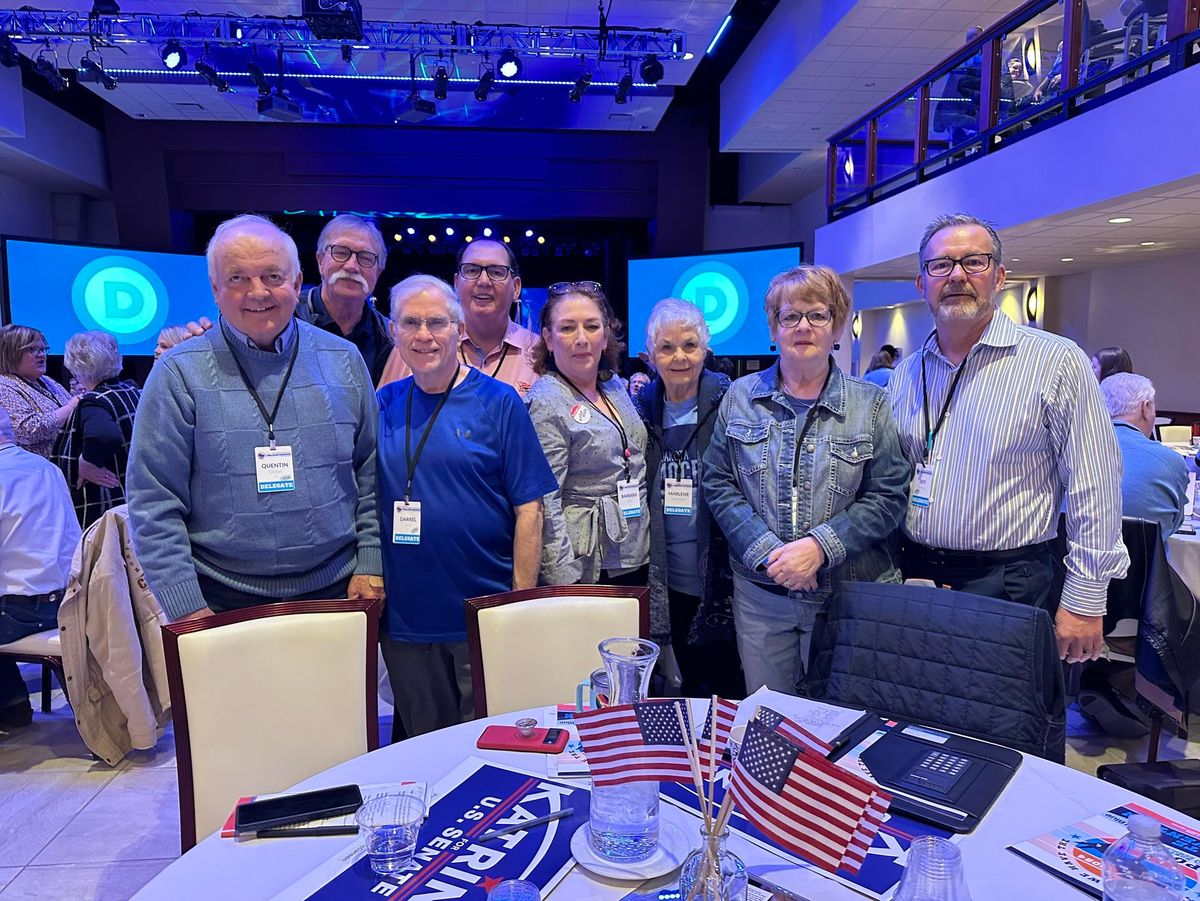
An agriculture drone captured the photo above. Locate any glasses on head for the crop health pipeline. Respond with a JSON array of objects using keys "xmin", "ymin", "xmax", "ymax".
[
  {"xmin": 325, "ymin": 244, "xmax": 379, "ymax": 269},
  {"xmin": 776, "ymin": 308, "xmax": 833, "ymax": 329},
  {"xmin": 548, "ymin": 280, "xmax": 603, "ymax": 296},
  {"xmin": 23, "ymin": 345, "xmax": 50, "ymax": 356},
  {"xmin": 922, "ymin": 253, "xmax": 994, "ymax": 278},
  {"xmin": 397, "ymin": 315, "xmax": 455, "ymax": 336},
  {"xmin": 458, "ymin": 263, "xmax": 515, "ymax": 282}
]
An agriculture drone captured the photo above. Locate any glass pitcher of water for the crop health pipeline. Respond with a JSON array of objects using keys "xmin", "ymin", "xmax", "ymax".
[{"xmin": 587, "ymin": 637, "xmax": 660, "ymax": 863}]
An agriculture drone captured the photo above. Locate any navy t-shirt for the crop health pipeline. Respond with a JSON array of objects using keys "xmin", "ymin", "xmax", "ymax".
[
  {"xmin": 377, "ymin": 368, "xmax": 557, "ymax": 642},
  {"xmin": 662, "ymin": 397, "xmax": 701, "ymax": 596}
]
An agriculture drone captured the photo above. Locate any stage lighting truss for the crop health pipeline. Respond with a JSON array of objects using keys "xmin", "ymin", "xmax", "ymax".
[{"xmin": 0, "ymin": 10, "xmax": 685, "ymax": 72}]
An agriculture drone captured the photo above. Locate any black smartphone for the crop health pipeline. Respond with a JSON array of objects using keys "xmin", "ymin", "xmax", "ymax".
[{"xmin": 235, "ymin": 784, "xmax": 363, "ymax": 835}]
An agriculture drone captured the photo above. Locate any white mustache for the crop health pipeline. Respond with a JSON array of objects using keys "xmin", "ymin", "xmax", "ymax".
[{"xmin": 330, "ymin": 270, "xmax": 369, "ymax": 291}]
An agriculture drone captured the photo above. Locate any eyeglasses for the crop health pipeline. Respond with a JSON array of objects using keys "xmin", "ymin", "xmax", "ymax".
[
  {"xmin": 776, "ymin": 308, "xmax": 833, "ymax": 329},
  {"xmin": 458, "ymin": 263, "xmax": 515, "ymax": 282},
  {"xmin": 23, "ymin": 345, "xmax": 49, "ymax": 356},
  {"xmin": 922, "ymin": 253, "xmax": 994, "ymax": 278},
  {"xmin": 325, "ymin": 244, "xmax": 379, "ymax": 269},
  {"xmin": 397, "ymin": 315, "xmax": 455, "ymax": 336},
  {"xmin": 548, "ymin": 280, "xmax": 603, "ymax": 296}
]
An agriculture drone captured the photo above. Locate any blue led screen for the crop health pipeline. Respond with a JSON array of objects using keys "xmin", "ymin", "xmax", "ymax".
[
  {"xmin": 3, "ymin": 239, "xmax": 213, "ymax": 355},
  {"xmin": 627, "ymin": 246, "xmax": 801, "ymax": 356}
]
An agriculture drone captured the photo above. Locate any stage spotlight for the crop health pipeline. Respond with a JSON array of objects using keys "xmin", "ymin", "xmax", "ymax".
[
  {"xmin": 195, "ymin": 59, "xmax": 229, "ymax": 92},
  {"xmin": 34, "ymin": 51, "xmax": 68, "ymax": 92},
  {"xmin": 91, "ymin": 0, "xmax": 119, "ymax": 14},
  {"xmin": 78, "ymin": 53, "xmax": 117, "ymax": 90},
  {"xmin": 247, "ymin": 60, "xmax": 271, "ymax": 95},
  {"xmin": 474, "ymin": 66, "xmax": 494, "ymax": 102},
  {"xmin": 160, "ymin": 40, "xmax": 186, "ymax": 70},
  {"xmin": 497, "ymin": 48, "xmax": 521, "ymax": 79},
  {"xmin": 0, "ymin": 34, "xmax": 20, "ymax": 68},
  {"xmin": 568, "ymin": 70, "xmax": 591, "ymax": 102},
  {"xmin": 614, "ymin": 69, "xmax": 633, "ymax": 104},
  {"xmin": 432, "ymin": 62, "xmax": 449, "ymax": 100},
  {"xmin": 639, "ymin": 53, "xmax": 663, "ymax": 85}
]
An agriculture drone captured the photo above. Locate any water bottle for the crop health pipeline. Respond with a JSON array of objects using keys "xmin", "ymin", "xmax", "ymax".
[{"xmin": 1102, "ymin": 814, "xmax": 1186, "ymax": 900}]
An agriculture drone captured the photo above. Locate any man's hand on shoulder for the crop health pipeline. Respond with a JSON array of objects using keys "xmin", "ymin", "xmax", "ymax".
[
  {"xmin": 184, "ymin": 317, "xmax": 214, "ymax": 337},
  {"xmin": 348, "ymin": 574, "xmax": 385, "ymax": 600},
  {"xmin": 1055, "ymin": 607, "xmax": 1104, "ymax": 662}
]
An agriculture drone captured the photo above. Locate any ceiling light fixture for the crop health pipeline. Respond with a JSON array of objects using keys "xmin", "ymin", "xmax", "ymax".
[
  {"xmin": 445, "ymin": 226, "xmax": 454, "ymax": 236},
  {"xmin": 1107, "ymin": 216, "xmax": 1132, "ymax": 224},
  {"xmin": 427, "ymin": 234, "xmax": 436, "ymax": 243},
  {"xmin": 393, "ymin": 233, "xmax": 402, "ymax": 242},
  {"xmin": 464, "ymin": 235, "xmax": 473, "ymax": 243},
  {"xmin": 705, "ymin": 15, "xmax": 732, "ymax": 55},
  {"xmin": 568, "ymin": 69, "xmax": 591, "ymax": 102},
  {"xmin": 537, "ymin": 236, "xmax": 545, "ymax": 244},
  {"xmin": 160, "ymin": 40, "xmax": 186, "ymax": 70},
  {"xmin": 502, "ymin": 235, "xmax": 510, "ymax": 243},
  {"xmin": 432, "ymin": 60, "xmax": 449, "ymax": 100},
  {"xmin": 497, "ymin": 48, "xmax": 521, "ymax": 79},
  {"xmin": 195, "ymin": 57, "xmax": 229, "ymax": 92},
  {"xmin": 406, "ymin": 227, "xmax": 415, "ymax": 235},
  {"xmin": 614, "ymin": 68, "xmax": 633, "ymax": 104},
  {"xmin": 482, "ymin": 227, "xmax": 492, "ymax": 237},
  {"xmin": 34, "ymin": 48, "xmax": 68, "ymax": 91},
  {"xmin": 639, "ymin": 53, "xmax": 663, "ymax": 85},
  {"xmin": 78, "ymin": 52, "xmax": 117, "ymax": 90},
  {"xmin": 1140, "ymin": 241, "xmax": 1157, "ymax": 246},
  {"xmin": 474, "ymin": 62, "xmax": 494, "ymax": 102},
  {"xmin": 246, "ymin": 60, "xmax": 271, "ymax": 95},
  {"xmin": 1060, "ymin": 257, "xmax": 1074, "ymax": 262}
]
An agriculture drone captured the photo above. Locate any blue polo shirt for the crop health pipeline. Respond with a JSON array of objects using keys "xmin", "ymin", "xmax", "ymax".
[{"xmin": 377, "ymin": 368, "xmax": 557, "ymax": 642}]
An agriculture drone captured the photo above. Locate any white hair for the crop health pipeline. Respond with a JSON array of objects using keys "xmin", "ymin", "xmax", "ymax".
[
  {"xmin": 64, "ymin": 330, "xmax": 122, "ymax": 385},
  {"xmin": 317, "ymin": 214, "xmax": 388, "ymax": 268},
  {"xmin": 390, "ymin": 274, "xmax": 463, "ymax": 322},
  {"xmin": 645, "ymin": 297, "xmax": 711, "ymax": 353},
  {"xmin": 205, "ymin": 213, "xmax": 301, "ymax": 284},
  {"xmin": 1101, "ymin": 372, "xmax": 1155, "ymax": 419}
]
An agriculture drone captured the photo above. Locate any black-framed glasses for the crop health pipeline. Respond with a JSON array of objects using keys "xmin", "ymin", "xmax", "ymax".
[
  {"xmin": 397, "ymin": 315, "xmax": 455, "ymax": 336},
  {"xmin": 458, "ymin": 263, "xmax": 515, "ymax": 282},
  {"xmin": 548, "ymin": 280, "xmax": 603, "ymax": 296},
  {"xmin": 776, "ymin": 308, "xmax": 833, "ymax": 329},
  {"xmin": 325, "ymin": 244, "xmax": 379, "ymax": 269},
  {"xmin": 922, "ymin": 253, "xmax": 994, "ymax": 278}
]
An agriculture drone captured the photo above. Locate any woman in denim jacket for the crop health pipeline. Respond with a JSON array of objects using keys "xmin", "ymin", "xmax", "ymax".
[{"xmin": 702, "ymin": 266, "xmax": 911, "ymax": 694}]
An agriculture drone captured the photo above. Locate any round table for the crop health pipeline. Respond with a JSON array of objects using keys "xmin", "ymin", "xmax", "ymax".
[{"xmin": 132, "ymin": 703, "xmax": 1200, "ymax": 900}]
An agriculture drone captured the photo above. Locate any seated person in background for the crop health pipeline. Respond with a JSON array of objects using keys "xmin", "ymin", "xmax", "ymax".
[
  {"xmin": 0, "ymin": 324, "xmax": 77, "ymax": 458},
  {"xmin": 1101, "ymin": 373, "xmax": 1188, "ymax": 538},
  {"xmin": 862, "ymin": 350, "xmax": 894, "ymax": 388},
  {"xmin": 1092, "ymin": 345, "xmax": 1133, "ymax": 382},
  {"xmin": 52, "ymin": 331, "xmax": 140, "ymax": 528},
  {"xmin": 1009, "ymin": 58, "xmax": 1033, "ymax": 99},
  {"xmin": 127, "ymin": 213, "xmax": 383, "ymax": 622},
  {"xmin": 0, "ymin": 408, "xmax": 81, "ymax": 728}
]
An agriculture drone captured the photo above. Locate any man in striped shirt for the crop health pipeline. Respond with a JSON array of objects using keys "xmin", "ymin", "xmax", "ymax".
[{"xmin": 889, "ymin": 213, "xmax": 1128, "ymax": 664}]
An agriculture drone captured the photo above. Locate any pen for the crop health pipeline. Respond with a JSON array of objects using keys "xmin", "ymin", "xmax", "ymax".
[
  {"xmin": 825, "ymin": 710, "xmax": 878, "ymax": 758},
  {"xmin": 478, "ymin": 808, "xmax": 574, "ymax": 842},
  {"xmin": 255, "ymin": 825, "xmax": 360, "ymax": 838}
]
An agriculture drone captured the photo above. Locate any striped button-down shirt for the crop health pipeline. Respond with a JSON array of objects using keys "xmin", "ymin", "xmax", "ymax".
[{"xmin": 889, "ymin": 310, "xmax": 1128, "ymax": 616}]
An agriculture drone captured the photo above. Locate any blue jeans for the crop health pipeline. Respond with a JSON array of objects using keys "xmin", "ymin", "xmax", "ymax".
[
  {"xmin": 731, "ymin": 575, "xmax": 819, "ymax": 696},
  {"xmin": 0, "ymin": 595, "xmax": 61, "ymax": 707}
]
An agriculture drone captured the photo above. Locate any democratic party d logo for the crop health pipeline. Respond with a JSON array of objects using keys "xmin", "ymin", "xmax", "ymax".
[
  {"xmin": 71, "ymin": 256, "xmax": 169, "ymax": 343},
  {"xmin": 672, "ymin": 262, "xmax": 749, "ymax": 347}
]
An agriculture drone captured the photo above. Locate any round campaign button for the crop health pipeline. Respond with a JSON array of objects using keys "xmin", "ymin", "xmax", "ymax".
[{"xmin": 570, "ymin": 403, "xmax": 591, "ymax": 424}]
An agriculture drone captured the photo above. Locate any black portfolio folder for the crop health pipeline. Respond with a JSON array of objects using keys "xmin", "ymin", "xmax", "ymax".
[{"xmin": 828, "ymin": 717, "xmax": 1023, "ymax": 833}]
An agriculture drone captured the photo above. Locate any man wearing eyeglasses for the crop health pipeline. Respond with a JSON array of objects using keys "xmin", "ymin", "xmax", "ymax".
[
  {"xmin": 379, "ymin": 238, "xmax": 539, "ymax": 395},
  {"xmin": 889, "ymin": 213, "xmax": 1127, "ymax": 665},
  {"xmin": 298, "ymin": 214, "xmax": 394, "ymax": 387}
]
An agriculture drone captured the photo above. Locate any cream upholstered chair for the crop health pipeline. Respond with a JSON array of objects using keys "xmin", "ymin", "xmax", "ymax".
[
  {"xmin": 0, "ymin": 630, "xmax": 64, "ymax": 714},
  {"xmin": 465, "ymin": 585, "xmax": 649, "ymax": 718},
  {"xmin": 1158, "ymin": 425, "xmax": 1192, "ymax": 443},
  {"xmin": 161, "ymin": 598, "xmax": 381, "ymax": 851}
]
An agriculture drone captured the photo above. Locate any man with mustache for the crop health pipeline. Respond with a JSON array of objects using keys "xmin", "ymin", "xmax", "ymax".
[{"xmin": 889, "ymin": 213, "xmax": 1127, "ymax": 666}]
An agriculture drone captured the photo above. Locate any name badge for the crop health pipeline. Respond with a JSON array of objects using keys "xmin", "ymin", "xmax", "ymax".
[
  {"xmin": 910, "ymin": 463, "xmax": 934, "ymax": 508},
  {"xmin": 393, "ymin": 500, "xmax": 422, "ymax": 545},
  {"xmin": 665, "ymin": 478, "xmax": 694, "ymax": 516},
  {"xmin": 255, "ymin": 446, "xmax": 296, "ymax": 493},
  {"xmin": 617, "ymin": 479, "xmax": 642, "ymax": 519}
]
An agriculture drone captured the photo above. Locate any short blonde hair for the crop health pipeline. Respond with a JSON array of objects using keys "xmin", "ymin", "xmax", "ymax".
[
  {"xmin": 65, "ymin": 331, "xmax": 122, "ymax": 385},
  {"xmin": 764, "ymin": 265, "xmax": 852, "ymax": 334},
  {"xmin": 645, "ymin": 298, "xmax": 710, "ymax": 354},
  {"xmin": 0, "ymin": 324, "xmax": 48, "ymax": 376}
]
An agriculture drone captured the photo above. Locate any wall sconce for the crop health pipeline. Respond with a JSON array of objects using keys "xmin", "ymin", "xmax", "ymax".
[
  {"xmin": 851, "ymin": 313, "xmax": 862, "ymax": 339},
  {"xmin": 1025, "ymin": 286, "xmax": 1039, "ymax": 322}
]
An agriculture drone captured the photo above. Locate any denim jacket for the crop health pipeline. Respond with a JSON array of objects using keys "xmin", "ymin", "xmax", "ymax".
[{"xmin": 701, "ymin": 361, "xmax": 911, "ymax": 602}]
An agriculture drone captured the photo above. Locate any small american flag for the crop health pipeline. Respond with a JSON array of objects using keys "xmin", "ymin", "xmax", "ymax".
[
  {"xmin": 753, "ymin": 705, "xmax": 833, "ymax": 755},
  {"xmin": 729, "ymin": 718, "xmax": 891, "ymax": 874},
  {"xmin": 696, "ymin": 697, "xmax": 738, "ymax": 780},
  {"xmin": 574, "ymin": 700, "xmax": 694, "ymax": 787}
]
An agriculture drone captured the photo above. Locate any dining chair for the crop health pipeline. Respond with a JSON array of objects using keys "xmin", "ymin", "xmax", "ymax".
[
  {"xmin": 465, "ymin": 585, "xmax": 649, "ymax": 718},
  {"xmin": 161, "ymin": 597, "xmax": 381, "ymax": 851}
]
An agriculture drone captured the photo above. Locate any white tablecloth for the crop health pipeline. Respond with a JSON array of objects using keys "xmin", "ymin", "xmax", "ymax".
[
  {"xmin": 1168, "ymin": 530, "xmax": 1200, "ymax": 597},
  {"xmin": 132, "ymin": 703, "xmax": 1200, "ymax": 901}
]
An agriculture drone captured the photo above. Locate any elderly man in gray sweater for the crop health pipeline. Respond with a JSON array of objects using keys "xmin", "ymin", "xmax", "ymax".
[{"xmin": 127, "ymin": 214, "xmax": 383, "ymax": 621}]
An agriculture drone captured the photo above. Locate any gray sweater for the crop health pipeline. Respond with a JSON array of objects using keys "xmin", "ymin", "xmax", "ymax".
[{"xmin": 127, "ymin": 319, "xmax": 381, "ymax": 619}]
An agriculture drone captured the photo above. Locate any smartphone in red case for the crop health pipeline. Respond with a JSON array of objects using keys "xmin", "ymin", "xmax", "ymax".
[{"xmin": 476, "ymin": 724, "xmax": 569, "ymax": 753}]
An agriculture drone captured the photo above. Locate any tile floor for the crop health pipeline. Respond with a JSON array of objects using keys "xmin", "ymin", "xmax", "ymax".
[{"xmin": 1, "ymin": 667, "xmax": 1198, "ymax": 900}]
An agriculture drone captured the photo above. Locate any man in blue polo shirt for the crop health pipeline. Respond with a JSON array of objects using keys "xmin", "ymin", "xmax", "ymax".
[{"xmin": 376, "ymin": 274, "xmax": 556, "ymax": 737}]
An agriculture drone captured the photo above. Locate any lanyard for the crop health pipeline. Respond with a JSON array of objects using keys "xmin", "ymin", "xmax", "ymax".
[
  {"xmin": 461, "ymin": 340, "xmax": 510, "ymax": 378},
  {"xmin": 920, "ymin": 352, "xmax": 969, "ymax": 464},
  {"xmin": 659, "ymin": 394, "xmax": 718, "ymax": 465},
  {"xmin": 222, "ymin": 328, "xmax": 301, "ymax": 449},
  {"xmin": 558, "ymin": 373, "xmax": 633, "ymax": 478},
  {"xmin": 404, "ymin": 364, "xmax": 461, "ymax": 501},
  {"xmin": 787, "ymin": 363, "xmax": 833, "ymax": 491}
]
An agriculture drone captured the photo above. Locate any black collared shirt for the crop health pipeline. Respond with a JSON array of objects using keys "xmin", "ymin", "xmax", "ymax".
[{"xmin": 297, "ymin": 285, "xmax": 393, "ymax": 386}]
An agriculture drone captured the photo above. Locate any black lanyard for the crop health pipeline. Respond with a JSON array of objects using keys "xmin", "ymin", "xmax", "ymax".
[
  {"xmin": 558, "ymin": 373, "xmax": 633, "ymax": 479},
  {"xmin": 786, "ymin": 363, "xmax": 833, "ymax": 491},
  {"xmin": 660, "ymin": 394, "xmax": 717, "ymax": 466},
  {"xmin": 223, "ymin": 328, "xmax": 301, "ymax": 449},
  {"xmin": 404, "ymin": 365, "xmax": 461, "ymax": 501},
  {"xmin": 920, "ymin": 352, "xmax": 969, "ymax": 465},
  {"xmin": 461, "ymin": 340, "xmax": 510, "ymax": 378}
]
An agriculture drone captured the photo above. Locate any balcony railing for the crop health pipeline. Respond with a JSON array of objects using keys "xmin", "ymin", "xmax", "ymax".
[{"xmin": 826, "ymin": 0, "xmax": 1200, "ymax": 220}]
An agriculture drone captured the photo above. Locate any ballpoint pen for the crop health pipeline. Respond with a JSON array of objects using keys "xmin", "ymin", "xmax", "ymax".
[{"xmin": 478, "ymin": 808, "xmax": 574, "ymax": 843}]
